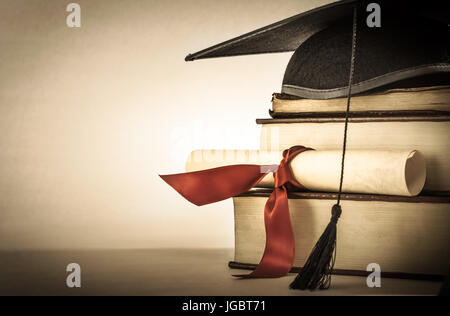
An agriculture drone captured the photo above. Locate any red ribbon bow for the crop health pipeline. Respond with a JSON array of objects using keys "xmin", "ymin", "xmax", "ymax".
[{"xmin": 160, "ymin": 146, "xmax": 313, "ymax": 278}]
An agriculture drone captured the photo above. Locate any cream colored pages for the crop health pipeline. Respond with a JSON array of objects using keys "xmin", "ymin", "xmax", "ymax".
[
  {"xmin": 272, "ymin": 86, "xmax": 450, "ymax": 113},
  {"xmin": 186, "ymin": 149, "xmax": 426, "ymax": 197}
]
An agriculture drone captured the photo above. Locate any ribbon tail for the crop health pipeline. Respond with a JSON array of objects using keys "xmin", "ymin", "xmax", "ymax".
[
  {"xmin": 160, "ymin": 164, "xmax": 274, "ymax": 206},
  {"xmin": 234, "ymin": 186, "xmax": 295, "ymax": 278}
]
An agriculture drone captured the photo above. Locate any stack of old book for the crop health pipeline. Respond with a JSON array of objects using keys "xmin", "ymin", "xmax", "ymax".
[
  {"xmin": 174, "ymin": 1, "xmax": 450, "ymax": 280},
  {"xmin": 230, "ymin": 85, "xmax": 450, "ymax": 278}
]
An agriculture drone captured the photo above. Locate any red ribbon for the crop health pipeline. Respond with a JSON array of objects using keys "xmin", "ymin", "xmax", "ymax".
[{"xmin": 160, "ymin": 146, "xmax": 313, "ymax": 278}]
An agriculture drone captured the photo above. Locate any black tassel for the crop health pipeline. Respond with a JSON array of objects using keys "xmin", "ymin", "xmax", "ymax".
[{"xmin": 289, "ymin": 204, "xmax": 341, "ymax": 290}]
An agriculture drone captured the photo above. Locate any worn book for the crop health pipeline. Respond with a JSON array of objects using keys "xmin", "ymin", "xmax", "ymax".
[
  {"xmin": 231, "ymin": 190, "xmax": 450, "ymax": 278},
  {"xmin": 258, "ymin": 114, "xmax": 450, "ymax": 192},
  {"xmin": 270, "ymin": 86, "xmax": 450, "ymax": 118}
]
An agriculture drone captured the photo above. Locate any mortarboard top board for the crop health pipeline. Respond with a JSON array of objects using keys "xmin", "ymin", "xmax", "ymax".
[{"xmin": 185, "ymin": 0, "xmax": 450, "ymax": 99}]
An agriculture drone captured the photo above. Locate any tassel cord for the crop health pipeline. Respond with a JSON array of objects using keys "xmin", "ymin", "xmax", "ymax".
[{"xmin": 337, "ymin": 4, "xmax": 358, "ymax": 206}]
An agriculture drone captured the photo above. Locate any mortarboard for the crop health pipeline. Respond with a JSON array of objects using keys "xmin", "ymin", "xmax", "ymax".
[{"xmin": 186, "ymin": 0, "xmax": 450, "ymax": 99}]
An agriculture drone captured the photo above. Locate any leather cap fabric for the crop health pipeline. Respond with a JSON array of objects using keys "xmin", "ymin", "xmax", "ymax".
[{"xmin": 282, "ymin": 16, "xmax": 450, "ymax": 99}]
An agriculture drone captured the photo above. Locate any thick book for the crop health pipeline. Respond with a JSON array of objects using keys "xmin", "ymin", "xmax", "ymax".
[
  {"xmin": 232, "ymin": 190, "xmax": 450, "ymax": 278},
  {"xmin": 270, "ymin": 86, "xmax": 450, "ymax": 118},
  {"xmin": 258, "ymin": 114, "xmax": 450, "ymax": 192}
]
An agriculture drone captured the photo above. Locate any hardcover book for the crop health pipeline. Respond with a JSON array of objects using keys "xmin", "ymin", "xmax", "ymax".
[
  {"xmin": 259, "ymin": 114, "xmax": 450, "ymax": 192},
  {"xmin": 232, "ymin": 190, "xmax": 450, "ymax": 278},
  {"xmin": 270, "ymin": 86, "xmax": 450, "ymax": 118}
]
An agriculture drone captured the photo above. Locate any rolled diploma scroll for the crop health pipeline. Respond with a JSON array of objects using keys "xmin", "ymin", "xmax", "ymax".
[{"xmin": 186, "ymin": 149, "xmax": 426, "ymax": 197}]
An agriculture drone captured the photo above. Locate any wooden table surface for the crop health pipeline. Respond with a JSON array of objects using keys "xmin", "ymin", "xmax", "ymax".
[{"xmin": 0, "ymin": 249, "xmax": 443, "ymax": 296}]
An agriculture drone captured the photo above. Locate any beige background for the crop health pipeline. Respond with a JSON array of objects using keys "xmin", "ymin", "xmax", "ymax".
[{"xmin": 0, "ymin": 0, "xmax": 330, "ymax": 249}]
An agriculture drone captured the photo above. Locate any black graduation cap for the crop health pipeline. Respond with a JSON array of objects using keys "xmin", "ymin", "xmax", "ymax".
[
  {"xmin": 184, "ymin": 0, "xmax": 450, "ymax": 291},
  {"xmin": 186, "ymin": 0, "xmax": 450, "ymax": 99}
]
